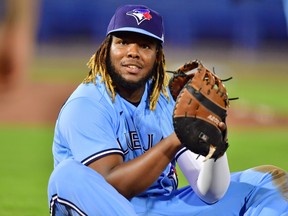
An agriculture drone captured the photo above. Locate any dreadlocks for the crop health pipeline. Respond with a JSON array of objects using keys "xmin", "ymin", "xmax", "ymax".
[{"xmin": 83, "ymin": 34, "xmax": 170, "ymax": 110}]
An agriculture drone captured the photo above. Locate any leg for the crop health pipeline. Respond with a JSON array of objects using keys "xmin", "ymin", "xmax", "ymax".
[
  {"xmin": 131, "ymin": 182, "xmax": 252, "ymax": 216},
  {"xmin": 48, "ymin": 159, "xmax": 137, "ymax": 216},
  {"xmin": 234, "ymin": 165, "xmax": 288, "ymax": 216},
  {"xmin": 130, "ymin": 165, "xmax": 288, "ymax": 215}
]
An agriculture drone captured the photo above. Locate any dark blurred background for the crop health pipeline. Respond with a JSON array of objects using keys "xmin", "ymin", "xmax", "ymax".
[{"xmin": 36, "ymin": 0, "xmax": 288, "ymax": 49}]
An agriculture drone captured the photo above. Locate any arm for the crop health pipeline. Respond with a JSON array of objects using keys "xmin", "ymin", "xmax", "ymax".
[
  {"xmin": 58, "ymin": 97, "xmax": 181, "ymax": 199},
  {"xmin": 177, "ymin": 150, "xmax": 230, "ymax": 203},
  {"xmin": 88, "ymin": 132, "xmax": 182, "ymax": 199}
]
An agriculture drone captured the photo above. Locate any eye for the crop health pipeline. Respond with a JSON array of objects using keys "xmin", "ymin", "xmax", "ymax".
[
  {"xmin": 119, "ymin": 40, "xmax": 128, "ymax": 45},
  {"xmin": 141, "ymin": 43, "xmax": 151, "ymax": 49}
]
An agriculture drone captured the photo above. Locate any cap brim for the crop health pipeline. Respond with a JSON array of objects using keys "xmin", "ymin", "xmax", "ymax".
[{"xmin": 107, "ymin": 27, "xmax": 164, "ymax": 43}]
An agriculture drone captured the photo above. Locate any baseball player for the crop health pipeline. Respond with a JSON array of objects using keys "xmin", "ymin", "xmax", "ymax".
[{"xmin": 48, "ymin": 4, "xmax": 288, "ymax": 216}]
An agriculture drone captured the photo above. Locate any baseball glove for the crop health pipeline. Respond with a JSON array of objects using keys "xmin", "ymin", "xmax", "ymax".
[{"xmin": 169, "ymin": 60, "xmax": 235, "ymax": 161}]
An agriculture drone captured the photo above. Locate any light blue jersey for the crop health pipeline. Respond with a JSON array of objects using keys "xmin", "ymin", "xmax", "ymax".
[
  {"xmin": 52, "ymin": 76, "xmax": 177, "ymax": 196},
  {"xmin": 48, "ymin": 76, "xmax": 288, "ymax": 216}
]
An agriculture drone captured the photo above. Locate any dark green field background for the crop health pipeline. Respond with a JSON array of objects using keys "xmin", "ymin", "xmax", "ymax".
[{"xmin": 0, "ymin": 43, "xmax": 287, "ymax": 215}]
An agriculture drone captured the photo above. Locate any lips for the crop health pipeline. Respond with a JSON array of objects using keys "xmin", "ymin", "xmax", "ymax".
[
  {"xmin": 127, "ymin": 65, "xmax": 140, "ymax": 69},
  {"xmin": 122, "ymin": 62, "xmax": 143, "ymax": 73}
]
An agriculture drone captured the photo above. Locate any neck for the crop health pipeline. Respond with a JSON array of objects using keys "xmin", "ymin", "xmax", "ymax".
[{"xmin": 116, "ymin": 85, "xmax": 145, "ymax": 104}]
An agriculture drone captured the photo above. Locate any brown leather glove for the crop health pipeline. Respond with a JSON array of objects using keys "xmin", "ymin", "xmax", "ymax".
[{"xmin": 169, "ymin": 60, "xmax": 232, "ymax": 161}]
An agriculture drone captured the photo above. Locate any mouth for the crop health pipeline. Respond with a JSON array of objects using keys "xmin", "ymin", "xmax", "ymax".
[
  {"xmin": 127, "ymin": 65, "xmax": 140, "ymax": 69},
  {"xmin": 123, "ymin": 63, "xmax": 142, "ymax": 73}
]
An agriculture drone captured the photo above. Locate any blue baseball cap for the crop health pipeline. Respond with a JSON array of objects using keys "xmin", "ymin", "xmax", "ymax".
[{"xmin": 106, "ymin": 5, "xmax": 164, "ymax": 43}]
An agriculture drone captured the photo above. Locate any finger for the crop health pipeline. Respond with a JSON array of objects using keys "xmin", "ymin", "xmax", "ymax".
[{"xmin": 218, "ymin": 122, "xmax": 226, "ymax": 131}]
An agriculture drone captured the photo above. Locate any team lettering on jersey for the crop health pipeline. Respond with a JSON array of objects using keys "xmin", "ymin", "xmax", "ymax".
[{"xmin": 124, "ymin": 130, "xmax": 154, "ymax": 152}]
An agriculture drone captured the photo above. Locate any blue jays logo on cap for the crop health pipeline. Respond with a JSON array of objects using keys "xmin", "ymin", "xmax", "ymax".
[
  {"xmin": 107, "ymin": 5, "xmax": 164, "ymax": 42},
  {"xmin": 126, "ymin": 9, "xmax": 152, "ymax": 25}
]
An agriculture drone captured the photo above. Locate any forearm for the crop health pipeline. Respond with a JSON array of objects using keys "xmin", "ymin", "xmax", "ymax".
[
  {"xmin": 105, "ymin": 133, "xmax": 182, "ymax": 199},
  {"xmin": 196, "ymin": 153, "xmax": 230, "ymax": 203},
  {"xmin": 176, "ymin": 149, "xmax": 202, "ymax": 187},
  {"xmin": 177, "ymin": 151, "xmax": 230, "ymax": 204}
]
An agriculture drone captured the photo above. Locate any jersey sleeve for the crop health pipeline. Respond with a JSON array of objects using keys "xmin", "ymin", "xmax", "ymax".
[{"xmin": 55, "ymin": 96, "xmax": 123, "ymax": 166}]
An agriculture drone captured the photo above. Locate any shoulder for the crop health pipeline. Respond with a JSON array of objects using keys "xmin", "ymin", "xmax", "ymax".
[
  {"xmin": 57, "ymin": 82, "xmax": 118, "ymax": 126},
  {"xmin": 157, "ymin": 87, "xmax": 175, "ymax": 110},
  {"xmin": 69, "ymin": 82, "xmax": 108, "ymax": 101},
  {"xmin": 64, "ymin": 82, "xmax": 113, "ymax": 109}
]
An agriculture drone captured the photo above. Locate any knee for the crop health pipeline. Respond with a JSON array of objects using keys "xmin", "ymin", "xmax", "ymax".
[
  {"xmin": 253, "ymin": 165, "xmax": 286, "ymax": 179},
  {"xmin": 48, "ymin": 159, "xmax": 93, "ymax": 196},
  {"xmin": 254, "ymin": 165, "xmax": 288, "ymax": 200}
]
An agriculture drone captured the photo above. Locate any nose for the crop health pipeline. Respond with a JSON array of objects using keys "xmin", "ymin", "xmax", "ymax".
[{"xmin": 127, "ymin": 44, "xmax": 140, "ymax": 59}]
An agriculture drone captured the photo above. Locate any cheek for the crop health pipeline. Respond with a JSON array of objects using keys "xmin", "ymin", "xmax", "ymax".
[
  {"xmin": 145, "ymin": 53, "xmax": 157, "ymax": 69},
  {"xmin": 109, "ymin": 48, "xmax": 121, "ymax": 67},
  {"xmin": 110, "ymin": 43, "xmax": 123, "ymax": 58}
]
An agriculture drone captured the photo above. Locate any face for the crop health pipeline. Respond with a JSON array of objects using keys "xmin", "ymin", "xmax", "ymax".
[{"xmin": 108, "ymin": 32, "xmax": 158, "ymax": 91}]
